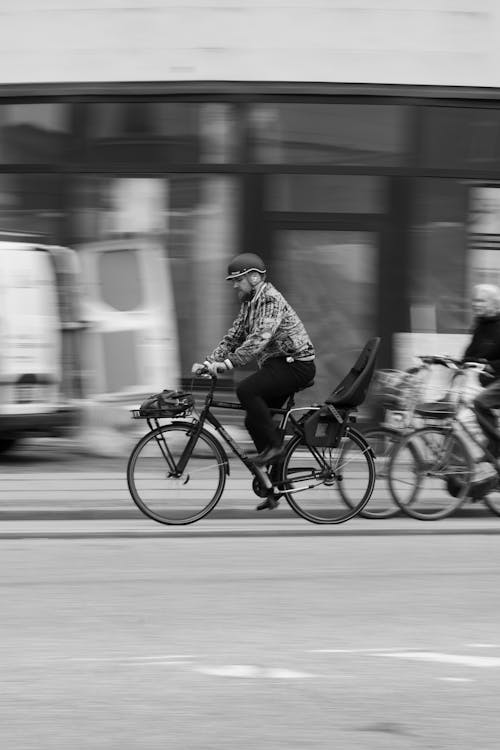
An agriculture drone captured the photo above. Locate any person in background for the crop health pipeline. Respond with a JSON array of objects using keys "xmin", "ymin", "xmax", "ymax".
[
  {"xmin": 463, "ymin": 283, "xmax": 500, "ymax": 457},
  {"xmin": 192, "ymin": 252, "xmax": 315, "ymax": 509}
]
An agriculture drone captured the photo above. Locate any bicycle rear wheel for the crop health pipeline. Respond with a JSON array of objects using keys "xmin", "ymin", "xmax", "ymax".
[
  {"xmin": 280, "ymin": 427, "xmax": 375, "ymax": 524},
  {"xmin": 388, "ymin": 425, "xmax": 473, "ymax": 520},
  {"xmin": 127, "ymin": 422, "xmax": 227, "ymax": 525}
]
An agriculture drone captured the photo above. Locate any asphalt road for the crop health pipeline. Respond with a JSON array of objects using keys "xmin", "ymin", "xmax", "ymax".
[{"xmin": 2, "ymin": 532, "xmax": 500, "ymax": 749}]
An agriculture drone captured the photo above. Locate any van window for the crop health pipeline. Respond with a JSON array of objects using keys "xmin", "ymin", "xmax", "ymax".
[{"xmin": 98, "ymin": 248, "xmax": 142, "ymax": 311}]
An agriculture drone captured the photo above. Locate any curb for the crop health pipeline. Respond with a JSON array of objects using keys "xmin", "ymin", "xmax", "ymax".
[
  {"xmin": 2, "ymin": 523, "xmax": 500, "ymax": 540},
  {"xmin": 0, "ymin": 507, "xmax": 497, "ymax": 522}
]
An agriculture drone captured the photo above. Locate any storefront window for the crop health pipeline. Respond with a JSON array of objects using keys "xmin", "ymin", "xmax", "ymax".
[
  {"xmin": 409, "ymin": 179, "xmax": 469, "ymax": 334},
  {"xmin": 83, "ymin": 102, "xmax": 237, "ymax": 165},
  {"xmin": 274, "ymin": 230, "xmax": 377, "ymax": 403},
  {"xmin": 268, "ymin": 174, "xmax": 386, "ymax": 213},
  {"xmin": 421, "ymin": 107, "xmax": 500, "ymax": 171},
  {"xmin": 467, "ymin": 184, "xmax": 500, "ymax": 289},
  {"xmin": 0, "ymin": 173, "xmax": 64, "ymax": 238},
  {"xmin": 0, "ymin": 104, "xmax": 70, "ymax": 163},
  {"xmin": 249, "ymin": 103, "xmax": 410, "ymax": 165}
]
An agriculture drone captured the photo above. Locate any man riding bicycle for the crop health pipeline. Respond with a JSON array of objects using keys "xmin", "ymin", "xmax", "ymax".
[{"xmin": 192, "ymin": 253, "xmax": 316, "ymax": 509}]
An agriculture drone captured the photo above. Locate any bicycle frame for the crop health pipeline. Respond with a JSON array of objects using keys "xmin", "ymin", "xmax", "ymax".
[
  {"xmin": 147, "ymin": 376, "xmax": 339, "ymax": 493},
  {"xmin": 440, "ymin": 407, "xmax": 500, "ymax": 470}
]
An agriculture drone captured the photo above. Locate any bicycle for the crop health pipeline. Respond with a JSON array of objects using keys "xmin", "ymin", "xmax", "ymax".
[
  {"xmin": 386, "ymin": 355, "xmax": 500, "ymax": 520},
  {"xmin": 126, "ymin": 337, "xmax": 380, "ymax": 526},
  {"xmin": 356, "ymin": 361, "xmax": 434, "ymax": 519}
]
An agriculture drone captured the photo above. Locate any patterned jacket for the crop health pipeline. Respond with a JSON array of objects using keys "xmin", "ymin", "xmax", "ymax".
[{"xmin": 209, "ymin": 282, "xmax": 315, "ymax": 368}]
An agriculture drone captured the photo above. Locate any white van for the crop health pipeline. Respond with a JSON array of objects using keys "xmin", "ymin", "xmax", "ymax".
[
  {"xmin": 0, "ymin": 240, "xmax": 81, "ymax": 452},
  {"xmin": 77, "ymin": 234, "xmax": 180, "ymax": 404}
]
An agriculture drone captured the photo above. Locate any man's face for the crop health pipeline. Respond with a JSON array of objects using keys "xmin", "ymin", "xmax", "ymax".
[{"xmin": 232, "ymin": 273, "xmax": 253, "ymax": 302}]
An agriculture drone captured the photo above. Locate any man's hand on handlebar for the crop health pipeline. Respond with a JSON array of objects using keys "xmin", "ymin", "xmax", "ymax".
[
  {"xmin": 191, "ymin": 360, "xmax": 233, "ymax": 378},
  {"xmin": 191, "ymin": 362, "xmax": 209, "ymax": 377},
  {"xmin": 462, "ymin": 358, "xmax": 493, "ymax": 372}
]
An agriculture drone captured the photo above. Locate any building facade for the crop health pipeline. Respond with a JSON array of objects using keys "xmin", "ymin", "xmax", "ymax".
[{"xmin": 1, "ymin": 1, "xmax": 500, "ymax": 400}]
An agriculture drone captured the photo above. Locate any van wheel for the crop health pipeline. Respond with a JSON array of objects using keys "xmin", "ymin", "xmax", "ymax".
[{"xmin": 0, "ymin": 437, "xmax": 18, "ymax": 454}]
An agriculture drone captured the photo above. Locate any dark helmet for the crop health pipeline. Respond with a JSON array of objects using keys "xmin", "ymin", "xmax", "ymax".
[{"xmin": 225, "ymin": 253, "xmax": 266, "ymax": 280}]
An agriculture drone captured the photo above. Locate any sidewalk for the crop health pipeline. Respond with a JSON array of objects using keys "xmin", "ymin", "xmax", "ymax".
[{"xmin": 0, "ymin": 467, "xmax": 499, "ymax": 534}]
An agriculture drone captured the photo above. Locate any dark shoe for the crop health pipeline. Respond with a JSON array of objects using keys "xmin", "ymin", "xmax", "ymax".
[
  {"xmin": 486, "ymin": 440, "xmax": 500, "ymax": 459},
  {"xmin": 253, "ymin": 443, "xmax": 284, "ymax": 466},
  {"xmin": 256, "ymin": 494, "xmax": 280, "ymax": 511}
]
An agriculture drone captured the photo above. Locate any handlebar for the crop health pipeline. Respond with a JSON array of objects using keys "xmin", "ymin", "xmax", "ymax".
[
  {"xmin": 192, "ymin": 366, "xmax": 217, "ymax": 380},
  {"xmin": 417, "ymin": 355, "xmax": 490, "ymax": 372}
]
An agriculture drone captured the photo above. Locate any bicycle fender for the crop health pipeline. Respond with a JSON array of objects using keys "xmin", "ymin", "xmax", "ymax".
[{"xmin": 348, "ymin": 426, "xmax": 375, "ymax": 458}]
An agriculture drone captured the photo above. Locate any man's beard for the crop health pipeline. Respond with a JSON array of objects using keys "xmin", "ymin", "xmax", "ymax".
[{"xmin": 237, "ymin": 288, "xmax": 253, "ymax": 303}]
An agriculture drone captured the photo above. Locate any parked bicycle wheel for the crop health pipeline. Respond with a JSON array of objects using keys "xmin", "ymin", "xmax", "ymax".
[
  {"xmin": 127, "ymin": 422, "xmax": 227, "ymax": 525},
  {"xmin": 355, "ymin": 427, "xmax": 402, "ymax": 518},
  {"xmin": 388, "ymin": 425, "xmax": 473, "ymax": 520},
  {"xmin": 280, "ymin": 427, "xmax": 375, "ymax": 524}
]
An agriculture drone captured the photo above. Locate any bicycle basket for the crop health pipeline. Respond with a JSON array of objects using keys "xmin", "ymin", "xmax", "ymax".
[
  {"xmin": 371, "ymin": 369, "xmax": 421, "ymax": 410},
  {"xmin": 132, "ymin": 389, "xmax": 194, "ymax": 419},
  {"xmin": 303, "ymin": 406, "xmax": 343, "ymax": 448}
]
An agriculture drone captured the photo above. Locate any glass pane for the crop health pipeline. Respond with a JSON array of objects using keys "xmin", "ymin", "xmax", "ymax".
[
  {"xmin": 199, "ymin": 103, "xmax": 238, "ymax": 163},
  {"xmin": 0, "ymin": 173, "xmax": 63, "ymax": 238},
  {"xmin": 421, "ymin": 107, "xmax": 500, "ymax": 170},
  {"xmin": 84, "ymin": 102, "xmax": 237, "ymax": 164},
  {"xmin": 99, "ymin": 249, "xmax": 142, "ymax": 311},
  {"xmin": 69, "ymin": 174, "xmax": 239, "ymax": 372},
  {"xmin": 268, "ymin": 175, "xmax": 386, "ymax": 213},
  {"xmin": 409, "ymin": 179, "xmax": 468, "ymax": 334},
  {"xmin": 0, "ymin": 104, "xmax": 70, "ymax": 163},
  {"xmin": 249, "ymin": 103, "xmax": 409, "ymax": 165},
  {"xmin": 468, "ymin": 185, "xmax": 500, "ymax": 289},
  {"xmin": 274, "ymin": 230, "xmax": 377, "ymax": 404}
]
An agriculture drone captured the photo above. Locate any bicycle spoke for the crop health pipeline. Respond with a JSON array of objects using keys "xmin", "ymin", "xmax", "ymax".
[
  {"xmin": 388, "ymin": 426, "xmax": 473, "ymax": 520},
  {"xmin": 127, "ymin": 423, "xmax": 226, "ymax": 525},
  {"xmin": 281, "ymin": 429, "xmax": 375, "ymax": 524}
]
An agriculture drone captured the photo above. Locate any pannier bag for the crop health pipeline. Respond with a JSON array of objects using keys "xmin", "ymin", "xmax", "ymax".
[
  {"xmin": 137, "ymin": 389, "xmax": 194, "ymax": 418},
  {"xmin": 303, "ymin": 405, "xmax": 343, "ymax": 448}
]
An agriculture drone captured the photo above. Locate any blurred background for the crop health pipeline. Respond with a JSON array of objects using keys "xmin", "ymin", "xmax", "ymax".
[{"xmin": 1, "ymin": 1, "xmax": 500, "ymax": 456}]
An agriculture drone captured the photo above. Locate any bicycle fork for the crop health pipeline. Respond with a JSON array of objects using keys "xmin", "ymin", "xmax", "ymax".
[{"xmin": 153, "ymin": 420, "xmax": 204, "ymax": 479}]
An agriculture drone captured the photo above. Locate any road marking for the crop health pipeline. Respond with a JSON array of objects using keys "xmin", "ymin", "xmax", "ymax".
[
  {"xmin": 380, "ymin": 652, "xmax": 500, "ymax": 668},
  {"xmin": 466, "ymin": 643, "xmax": 500, "ymax": 648},
  {"xmin": 63, "ymin": 655, "xmax": 195, "ymax": 662},
  {"xmin": 439, "ymin": 677, "xmax": 474, "ymax": 682},
  {"xmin": 196, "ymin": 665, "xmax": 314, "ymax": 679},
  {"xmin": 308, "ymin": 648, "xmax": 412, "ymax": 654}
]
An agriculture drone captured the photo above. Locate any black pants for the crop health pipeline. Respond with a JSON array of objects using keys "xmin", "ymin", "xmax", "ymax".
[
  {"xmin": 474, "ymin": 378, "xmax": 500, "ymax": 445},
  {"xmin": 236, "ymin": 358, "xmax": 316, "ymax": 452}
]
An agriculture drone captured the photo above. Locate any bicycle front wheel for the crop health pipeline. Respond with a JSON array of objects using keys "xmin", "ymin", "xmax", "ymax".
[
  {"xmin": 280, "ymin": 427, "xmax": 376, "ymax": 524},
  {"xmin": 388, "ymin": 425, "xmax": 473, "ymax": 520},
  {"xmin": 127, "ymin": 422, "xmax": 227, "ymax": 525},
  {"xmin": 355, "ymin": 427, "xmax": 402, "ymax": 519}
]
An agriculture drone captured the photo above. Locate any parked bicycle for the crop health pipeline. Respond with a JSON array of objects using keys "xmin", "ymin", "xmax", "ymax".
[
  {"xmin": 126, "ymin": 338, "xmax": 380, "ymax": 526},
  {"xmin": 386, "ymin": 355, "xmax": 500, "ymax": 520}
]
